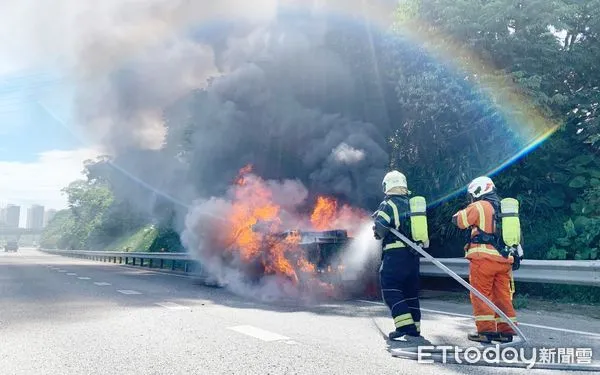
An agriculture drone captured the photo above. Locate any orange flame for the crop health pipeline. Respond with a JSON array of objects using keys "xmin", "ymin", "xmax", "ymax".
[
  {"xmin": 311, "ymin": 196, "xmax": 338, "ymax": 231},
  {"xmin": 297, "ymin": 257, "xmax": 316, "ymax": 273},
  {"xmin": 228, "ymin": 167, "xmax": 280, "ymax": 261},
  {"xmin": 214, "ymin": 165, "xmax": 369, "ymax": 297},
  {"xmin": 235, "ymin": 164, "xmax": 254, "ymax": 186},
  {"xmin": 224, "ymin": 166, "xmax": 315, "ymax": 286},
  {"xmin": 310, "ymin": 195, "xmax": 369, "ymax": 236},
  {"xmin": 262, "ymin": 233, "xmax": 301, "ymax": 285}
]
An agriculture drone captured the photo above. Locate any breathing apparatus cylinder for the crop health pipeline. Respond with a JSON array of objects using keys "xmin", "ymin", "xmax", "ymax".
[
  {"xmin": 500, "ymin": 198, "xmax": 521, "ymax": 248},
  {"xmin": 409, "ymin": 196, "xmax": 429, "ymax": 247}
]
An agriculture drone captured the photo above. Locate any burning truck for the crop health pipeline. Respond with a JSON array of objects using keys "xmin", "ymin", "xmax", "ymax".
[{"xmin": 184, "ymin": 165, "xmax": 380, "ymax": 302}]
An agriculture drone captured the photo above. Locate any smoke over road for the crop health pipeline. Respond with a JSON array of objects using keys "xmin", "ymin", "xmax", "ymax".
[
  {"xmin": 43, "ymin": 1, "xmax": 395, "ymax": 219},
  {"xmin": 6, "ymin": 1, "xmax": 399, "ymax": 300},
  {"xmin": 166, "ymin": 11, "xmax": 392, "ymax": 299}
]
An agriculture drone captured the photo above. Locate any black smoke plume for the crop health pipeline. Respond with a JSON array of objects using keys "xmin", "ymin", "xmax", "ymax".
[{"xmin": 79, "ymin": 6, "xmax": 397, "ymax": 226}]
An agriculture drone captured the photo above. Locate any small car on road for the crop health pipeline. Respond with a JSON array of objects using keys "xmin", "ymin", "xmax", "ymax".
[{"xmin": 4, "ymin": 241, "xmax": 19, "ymax": 252}]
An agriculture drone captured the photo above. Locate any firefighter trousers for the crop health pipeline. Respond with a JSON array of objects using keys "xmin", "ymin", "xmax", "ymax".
[
  {"xmin": 379, "ymin": 251, "xmax": 421, "ymax": 335},
  {"xmin": 468, "ymin": 257, "xmax": 517, "ymax": 334}
]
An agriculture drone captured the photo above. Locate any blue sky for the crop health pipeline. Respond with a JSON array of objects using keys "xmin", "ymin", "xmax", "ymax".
[
  {"xmin": 0, "ymin": 71, "xmax": 78, "ymax": 159},
  {"xmin": 0, "ymin": 70, "xmax": 99, "ymax": 223},
  {"xmin": 0, "ymin": 105, "xmax": 81, "ymax": 162}
]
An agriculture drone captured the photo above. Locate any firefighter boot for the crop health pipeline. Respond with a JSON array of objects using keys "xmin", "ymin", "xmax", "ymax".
[
  {"xmin": 467, "ymin": 331, "xmax": 500, "ymax": 344},
  {"xmin": 495, "ymin": 333, "xmax": 513, "ymax": 343},
  {"xmin": 389, "ymin": 329, "xmax": 420, "ymax": 341}
]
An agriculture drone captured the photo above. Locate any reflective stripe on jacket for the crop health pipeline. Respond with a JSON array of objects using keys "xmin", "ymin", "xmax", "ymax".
[
  {"xmin": 374, "ymin": 195, "xmax": 411, "ymax": 251},
  {"xmin": 453, "ymin": 200, "xmax": 512, "ymax": 264}
]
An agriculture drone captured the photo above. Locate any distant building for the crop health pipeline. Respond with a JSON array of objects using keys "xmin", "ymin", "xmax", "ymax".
[
  {"xmin": 5, "ymin": 204, "xmax": 21, "ymax": 228},
  {"xmin": 44, "ymin": 209, "xmax": 58, "ymax": 227},
  {"xmin": 27, "ymin": 205, "xmax": 45, "ymax": 230}
]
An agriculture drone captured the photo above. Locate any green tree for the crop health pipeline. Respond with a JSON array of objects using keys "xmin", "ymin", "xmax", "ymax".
[
  {"xmin": 41, "ymin": 158, "xmax": 150, "ymax": 250},
  {"xmin": 40, "ymin": 209, "xmax": 77, "ymax": 249},
  {"xmin": 391, "ymin": 0, "xmax": 600, "ymax": 259}
]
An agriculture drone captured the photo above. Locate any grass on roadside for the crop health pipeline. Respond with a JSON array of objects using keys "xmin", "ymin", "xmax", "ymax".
[{"xmin": 104, "ymin": 225, "xmax": 159, "ymax": 252}]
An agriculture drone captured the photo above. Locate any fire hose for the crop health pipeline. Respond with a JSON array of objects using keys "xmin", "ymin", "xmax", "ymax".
[{"xmin": 386, "ymin": 226, "xmax": 528, "ymax": 344}]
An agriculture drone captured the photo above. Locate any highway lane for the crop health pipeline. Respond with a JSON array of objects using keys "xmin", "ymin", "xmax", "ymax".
[{"xmin": 1, "ymin": 248, "xmax": 598, "ymax": 374}]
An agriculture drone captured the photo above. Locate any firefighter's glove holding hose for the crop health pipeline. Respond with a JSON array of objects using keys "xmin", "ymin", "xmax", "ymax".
[
  {"xmin": 511, "ymin": 244, "xmax": 524, "ymax": 271},
  {"xmin": 372, "ymin": 224, "xmax": 382, "ymax": 240},
  {"xmin": 371, "ymin": 209, "xmax": 385, "ymax": 240},
  {"xmin": 512, "ymin": 255, "xmax": 521, "ymax": 271}
]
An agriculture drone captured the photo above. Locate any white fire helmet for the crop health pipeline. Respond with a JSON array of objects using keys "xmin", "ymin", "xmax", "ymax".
[
  {"xmin": 382, "ymin": 170, "xmax": 408, "ymax": 195},
  {"xmin": 467, "ymin": 176, "xmax": 496, "ymax": 199}
]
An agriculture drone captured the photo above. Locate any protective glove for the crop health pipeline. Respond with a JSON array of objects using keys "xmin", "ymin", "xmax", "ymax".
[
  {"xmin": 516, "ymin": 244, "xmax": 524, "ymax": 258},
  {"xmin": 372, "ymin": 225, "xmax": 381, "ymax": 240},
  {"xmin": 512, "ymin": 255, "xmax": 521, "ymax": 271},
  {"xmin": 510, "ymin": 245, "xmax": 523, "ymax": 270}
]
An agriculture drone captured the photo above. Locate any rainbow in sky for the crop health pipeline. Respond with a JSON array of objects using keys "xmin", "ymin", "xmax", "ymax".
[
  {"xmin": 393, "ymin": 18, "xmax": 560, "ymax": 204},
  {"xmin": 293, "ymin": 0, "xmax": 560, "ymax": 205},
  {"xmin": 35, "ymin": 0, "xmax": 561, "ymax": 209}
]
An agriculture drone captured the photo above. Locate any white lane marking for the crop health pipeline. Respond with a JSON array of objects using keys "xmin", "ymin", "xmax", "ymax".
[
  {"xmin": 155, "ymin": 302, "xmax": 188, "ymax": 310},
  {"xmin": 94, "ymin": 282, "xmax": 112, "ymax": 286},
  {"xmin": 119, "ymin": 265, "xmax": 192, "ymax": 279},
  {"xmin": 227, "ymin": 325, "xmax": 290, "ymax": 342},
  {"xmin": 520, "ymin": 323, "xmax": 600, "ymax": 337},
  {"xmin": 356, "ymin": 300, "xmax": 600, "ymax": 338},
  {"xmin": 77, "ymin": 277, "xmax": 91, "ymax": 280},
  {"xmin": 66, "ymin": 273, "xmax": 77, "ymax": 276},
  {"xmin": 117, "ymin": 290, "xmax": 142, "ymax": 295},
  {"xmin": 358, "ymin": 299, "xmax": 468, "ymax": 318}
]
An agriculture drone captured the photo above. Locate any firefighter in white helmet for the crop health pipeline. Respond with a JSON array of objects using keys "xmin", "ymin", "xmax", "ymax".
[
  {"xmin": 452, "ymin": 176, "xmax": 521, "ymax": 343},
  {"xmin": 372, "ymin": 170, "xmax": 428, "ymax": 342}
]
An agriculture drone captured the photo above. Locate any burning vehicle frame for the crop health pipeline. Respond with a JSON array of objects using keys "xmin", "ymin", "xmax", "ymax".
[
  {"xmin": 198, "ymin": 223, "xmax": 374, "ymax": 299},
  {"xmin": 189, "ymin": 165, "xmax": 375, "ymax": 301},
  {"xmin": 232, "ymin": 228, "xmax": 354, "ymax": 293},
  {"xmin": 276, "ymin": 229, "xmax": 350, "ymax": 274}
]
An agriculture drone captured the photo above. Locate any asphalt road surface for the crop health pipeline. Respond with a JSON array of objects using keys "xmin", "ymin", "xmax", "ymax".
[{"xmin": 1, "ymin": 248, "xmax": 599, "ymax": 374}]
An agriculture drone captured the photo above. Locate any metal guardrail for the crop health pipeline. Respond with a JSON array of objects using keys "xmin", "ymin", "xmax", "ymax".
[
  {"xmin": 420, "ymin": 258, "xmax": 600, "ymax": 287},
  {"xmin": 40, "ymin": 249, "xmax": 198, "ymax": 273},
  {"xmin": 40, "ymin": 249, "xmax": 600, "ymax": 287}
]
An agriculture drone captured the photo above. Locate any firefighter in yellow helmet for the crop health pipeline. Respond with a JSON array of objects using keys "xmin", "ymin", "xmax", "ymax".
[{"xmin": 372, "ymin": 170, "xmax": 429, "ymax": 342}]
